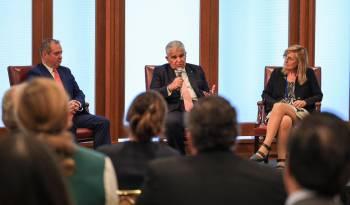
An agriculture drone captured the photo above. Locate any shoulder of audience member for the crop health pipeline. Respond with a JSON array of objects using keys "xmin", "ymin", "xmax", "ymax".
[
  {"xmin": 96, "ymin": 143, "xmax": 125, "ymax": 156},
  {"xmin": 154, "ymin": 143, "xmax": 181, "ymax": 156},
  {"xmin": 76, "ymin": 145, "xmax": 107, "ymax": 161}
]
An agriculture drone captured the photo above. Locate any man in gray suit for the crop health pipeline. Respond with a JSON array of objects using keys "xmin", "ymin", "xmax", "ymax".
[
  {"xmin": 284, "ymin": 112, "xmax": 350, "ymax": 205},
  {"xmin": 136, "ymin": 96, "xmax": 286, "ymax": 205}
]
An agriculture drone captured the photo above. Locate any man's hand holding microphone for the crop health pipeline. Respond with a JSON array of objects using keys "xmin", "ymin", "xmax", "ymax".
[{"xmin": 167, "ymin": 68, "xmax": 184, "ymax": 92}]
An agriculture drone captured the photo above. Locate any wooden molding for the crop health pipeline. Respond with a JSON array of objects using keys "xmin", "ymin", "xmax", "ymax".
[
  {"xmin": 0, "ymin": 128, "xmax": 7, "ymax": 137},
  {"xmin": 289, "ymin": 0, "xmax": 315, "ymax": 66},
  {"xmin": 289, "ymin": 0, "xmax": 300, "ymax": 45},
  {"xmin": 200, "ymin": 0, "xmax": 219, "ymax": 91},
  {"xmin": 95, "ymin": 0, "xmax": 125, "ymax": 142},
  {"xmin": 32, "ymin": 0, "xmax": 53, "ymax": 65}
]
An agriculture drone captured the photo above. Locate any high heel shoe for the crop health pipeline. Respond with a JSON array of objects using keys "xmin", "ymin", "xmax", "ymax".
[
  {"xmin": 276, "ymin": 159, "xmax": 286, "ymax": 169},
  {"xmin": 250, "ymin": 143, "xmax": 271, "ymax": 162}
]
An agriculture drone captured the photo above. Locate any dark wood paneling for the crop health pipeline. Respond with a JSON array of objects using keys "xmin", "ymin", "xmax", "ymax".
[
  {"xmin": 289, "ymin": 0, "xmax": 300, "ymax": 45},
  {"xmin": 32, "ymin": 0, "xmax": 52, "ymax": 65},
  {"xmin": 289, "ymin": 0, "xmax": 315, "ymax": 66},
  {"xmin": 200, "ymin": 0, "xmax": 218, "ymax": 91},
  {"xmin": 0, "ymin": 128, "xmax": 7, "ymax": 137},
  {"xmin": 95, "ymin": 0, "xmax": 125, "ymax": 142},
  {"xmin": 95, "ymin": 0, "xmax": 106, "ymax": 116}
]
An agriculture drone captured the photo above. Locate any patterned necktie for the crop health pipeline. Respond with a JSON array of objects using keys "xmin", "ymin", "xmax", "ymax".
[
  {"xmin": 53, "ymin": 68, "xmax": 64, "ymax": 88},
  {"xmin": 181, "ymin": 75, "xmax": 193, "ymax": 111}
]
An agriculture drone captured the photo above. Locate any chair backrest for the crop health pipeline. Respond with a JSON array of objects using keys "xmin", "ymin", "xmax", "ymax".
[
  {"xmin": 7, "ymin": 66, "xmax": 35, "ymax": 85},
  {"xmin": 264, "ymin": 66, "xmax": 321, "ymax": 88},
  {"xmin": 144, "ymin": 65, "xmax": 155, "ymax": 90}
]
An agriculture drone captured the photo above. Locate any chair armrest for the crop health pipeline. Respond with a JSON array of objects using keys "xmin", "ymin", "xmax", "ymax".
[
  {"xmin": 256, "ymin": 100, "xmax": 266, "ymax": 125},
  {"xmin": 315, "ymin": 101, "xmax": 321, "ymax": 112}
]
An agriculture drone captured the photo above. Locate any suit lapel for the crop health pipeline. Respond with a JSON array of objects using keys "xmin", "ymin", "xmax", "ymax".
[
  {"xmin": 56, "ymin": 66, "xmax": 68, "ymax": 90},
  {"xmin": 167, "ymin": 64, "xmax": 176, "ymax": 81},
  {"xmin": 38, "ymin": 64, "xmax": 54, "ymax": 79},
  {"xmin": 39, "ymin": 64, "xmax": 67, "ymax": 90},
  {"xmin": 186, "ymin": 65, "xmax": 200, "ymax": 95}
]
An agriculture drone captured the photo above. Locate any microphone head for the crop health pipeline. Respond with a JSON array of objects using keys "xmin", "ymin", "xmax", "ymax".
[{"xmin": 175, "ymin": 69, "xmax": 182, "ymax": 77}]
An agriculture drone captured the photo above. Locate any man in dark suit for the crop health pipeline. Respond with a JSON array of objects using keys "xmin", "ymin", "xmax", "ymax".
[
  {"xmin": 150, "ymin": 40, "xmax": 214, "ymax": 154},
  {"xmin": 284, "ymin": 112, "xmax": 350, "ymax": 205},
  {"xmin": 27, "ymin": 38, "xmax": 111, "ymax": 148},
  {"xmin": 136, "ymin": 96, "xmax": 286, "ymax": 205}
]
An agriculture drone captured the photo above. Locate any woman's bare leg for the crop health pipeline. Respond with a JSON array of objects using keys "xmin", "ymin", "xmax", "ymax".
[
  {"xmin": 256, "ymin": 103, "xmax": 297, "ymax": 158},
  {"xmin": 276, "ymin": 115, "xmax": 293, "ymax": 167}
]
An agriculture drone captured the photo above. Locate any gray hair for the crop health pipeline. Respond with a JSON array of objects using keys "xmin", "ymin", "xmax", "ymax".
[
  {"xmin": 165, "ymin": 40, "xmax": 186, "ymax": 55},
  {"xmin": 40, "ymin": 38, "xmax": 60, "ymax": 56}
]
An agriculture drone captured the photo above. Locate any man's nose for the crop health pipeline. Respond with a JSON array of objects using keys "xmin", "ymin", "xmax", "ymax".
[{"xmin": 175, "ymin": 57, "xmax": 183, "ymax": 62}]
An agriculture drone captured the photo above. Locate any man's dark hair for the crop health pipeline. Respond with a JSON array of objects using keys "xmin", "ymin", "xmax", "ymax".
[
  {"xmin": 288, "ymin": 112, "xmax": 350, "ymax": 197},
  {"xmin": 185, "ymin": 96, "xmax": 238, "ymax": 152}
]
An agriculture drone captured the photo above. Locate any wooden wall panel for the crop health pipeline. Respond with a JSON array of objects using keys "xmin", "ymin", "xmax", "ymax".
[
  {"xmin": 32, "ymin": 0, "xmax": 52, "ymax": 64},
  {"xmin": 200, "ymin": 0, "xmax": 218, "ymax": 91},
  {"xmin": 95, "ymin": 0, "xmax": 125, "ymax": 142},
  {"xmin": 289, "ymin": 0, "xmax": 315, "ymax": 66}
]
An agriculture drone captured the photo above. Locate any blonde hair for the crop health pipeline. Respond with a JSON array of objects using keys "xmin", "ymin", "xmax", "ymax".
[
  {"xmin": 126, "ymin": 91, "xmax": 167, "ymax": 142},
  {"xmin": 2, "ymin": 87, "xmax": 18, "ymax": 131},
  {"xmin": 282, "ymin": 44, "xmax": 309, "ymax": 85},
  {"xmin": 16, "ymin": 78, "xmax": 75, "ymax": 176}
]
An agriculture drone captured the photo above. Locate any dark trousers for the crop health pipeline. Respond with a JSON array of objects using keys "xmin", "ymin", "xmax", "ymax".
[
  {"xmin": 165, "ymin": 111, "xmax": 186, "ymax": 154},
  {"xmin": 71, "ymin": 112, "xmax": 111, "ymax": 148}
]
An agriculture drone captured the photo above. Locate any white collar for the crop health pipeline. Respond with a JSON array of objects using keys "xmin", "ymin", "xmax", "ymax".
[
  {"xmin": 43, "ymin": 63, "xmax": 54, "ymax": 74},
  {"xmin": 285, "ymin": 189, "xmax": 315, "ymax": 205}
]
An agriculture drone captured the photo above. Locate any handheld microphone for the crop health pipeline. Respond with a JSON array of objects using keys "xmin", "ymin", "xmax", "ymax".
[{"xmin": 175, "ymin": 68, "xmax": 183, "ymax": 77}]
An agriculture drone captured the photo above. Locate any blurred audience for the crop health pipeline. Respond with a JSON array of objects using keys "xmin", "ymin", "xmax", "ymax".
[
  {"xmin": 98, "ymin": 91, "xmax": 179, "ymax": 190},
  {"xmin": 284, "ymin": 112, "xmax": 350, "ymax": 205},
  {"xmin": 1, "ymin": 84, "xmax": 25, "ymax": 135},
  {"xmin": 0, "ymin": 134, "xmax": 73, "ymax": 205},
  {"xmin": 136, "ymin": 96, "xmax": 286, "ymax": 205},
  {"xmin": 15, "ymin": 78, "xmax": 118, "ymax": 205}
]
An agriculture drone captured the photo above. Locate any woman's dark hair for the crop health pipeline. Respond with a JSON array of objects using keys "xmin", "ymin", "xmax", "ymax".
[
  {"xmin": 0, "ymin": 134, "xmax": 72, "ymax": 205},
  {"xmin": 126, "ymin": 91, "xmax": 167, "ymax": 142}
]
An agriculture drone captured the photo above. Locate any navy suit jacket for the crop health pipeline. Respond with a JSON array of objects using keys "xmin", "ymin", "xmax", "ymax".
[
  {"xmin": 150, "ymin": 63, "xmax": 210, "ymax": 112},
  {"xmin": 27, "ymin": 63, "xmax": 85, "ymax": 107}
]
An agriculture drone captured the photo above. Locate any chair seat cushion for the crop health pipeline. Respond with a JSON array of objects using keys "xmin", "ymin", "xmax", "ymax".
[
  {"xmin": 76, "ymin": 128, "xmax": 94, "ymax": 140},
  {"xmin": 254, "ymin": 125, "xmax": 267, "ymax": 136}
]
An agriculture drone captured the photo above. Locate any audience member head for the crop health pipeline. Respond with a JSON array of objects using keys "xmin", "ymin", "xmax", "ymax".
[
  {"xmin": 185, "ymin": 96, "xmax": 238, "ymax": 153},
  {"xmin": 40, "ymin": 38, "xmax": 62, "ymax": 69},
  {"xmin": 283, "ymin": 44, "xmax": 308, "ymax": 84},
  {"xmin": 126, "ymin": 91, "xmax": 167, "ymax": 142},
  {"xmin": 165, "ymin": 40, "xmax": 187, "ymax": 69},
  {"xmin": 0, "ymin": 134, "xmax": 72, "ymax": 205},
  {"xmin": 1, "ymin": 84, "xmax": 25, "ymax": 133},
  {"xmin": 15, "ymin": 78, "xmax": 75, "ymax": 176},
  {"xmin": 286, "ymin": 112, "xmax": 350, "ymax": 197}
]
